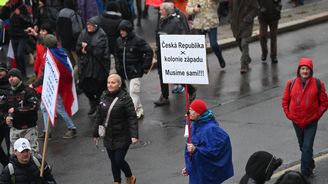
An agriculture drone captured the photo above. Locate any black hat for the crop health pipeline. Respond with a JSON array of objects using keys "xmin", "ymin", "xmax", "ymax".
[
  {"xmin": 8, "ymin": 68, "xmax": 23, "ymax": 80},
  {"xmin": 0, "ymin": 63, "xmax": 8, "ymax": 72},
  {"xmin": 245, "ymin": 151, "xmax": 283, "ymax": 182},
  {"xmin": 43, "ymin": 34, "xmax": 58, "ymax": 48},
  {"xmin": 118, "ymin": 20, "xmax": 133, "ymax": 33},
  {"xmin": 106, "ymin": 1, "xmax": 119, "ymax": 12},
  {"xmin": 274, "ymin": 170, "xmax": 310, "ymax": 184}
]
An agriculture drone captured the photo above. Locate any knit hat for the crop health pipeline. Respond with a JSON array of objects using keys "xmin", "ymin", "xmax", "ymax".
[
  {"xmin": 0, "ymin": 63, "xmax": 8, "ymax": 72},
  {"xmin": 43, "ymin": 34, "xmax": 58, "ymax": 48},
  {"xmin": 245, "ymin": 151, "xmax": 283, "ymax": 182},
  {"xmin": 106, "ymin": 1, "xmax": 119, "ymax": 12},
  {"xmin": 8, "ymin": 68, "xmax": 23, "ymax": 80},
  {"xmin": 190, "ymin": 99, "xmax": 207, "ymax": 115}
]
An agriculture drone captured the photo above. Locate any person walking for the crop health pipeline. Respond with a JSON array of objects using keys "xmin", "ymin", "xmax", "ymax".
[
  {"xmin": 282, "ymin": 57, "xmax": 328, "ymax": 177},
  {"xmin": 30, "ymin": 34, "xmax": 78, "ymax": 139},
  {"xmin": 0, "ymin": 138, "xmax": 56, "ymax": 183},
  {"xmin": 258, "ymin": 0, "xmax": 282, "ymax": 63},
  {"xmin": 230, "ymin": 0, "xmax": 258, "ymax": 73},
  {"xmin": 186, "ymin": 0, "xmax": 226, "ymax": 69},
  {"xmin": 115, "ymin": 20, "xmax": 153, "ymax": 118},
  {"xmin": 76, "ymin": 17, "xmax": 110, "ymax": 115},
  {"xmin": 93, "ymin": 74, "xmax": 138, "ymax": 184},
  {"xmin": 5, "ymin": 68, "xmax": 39, "ymax": 155},
  {"xmin": 181, "ymin": 99, "xmax": 234, "ymax": 184},
  {"xmin": 0, "ymin": 63, "xmax": 10, "ymax": 167}
]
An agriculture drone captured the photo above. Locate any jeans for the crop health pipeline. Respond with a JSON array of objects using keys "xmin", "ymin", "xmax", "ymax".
[
  {"xmin": 11, "ymin": 38, "xmax": 28, "ymax": 77},
  {"xmin": 41, "ymin": 95, "xmax": 76, "ymax": 132},
  {"xmin": 293, "ymin": 121, "xmax": 318, "ymax": 176},
  {"xmin": 106, "ymin": 146, "xmax": 132, "ymax": 182},
  {"xmin": 259, "ymin": 19, "xmax": 278, "ymax": 59},
  {"xmin": 194, "ymin": 28, "xmax": 224, "ymax": 63}
]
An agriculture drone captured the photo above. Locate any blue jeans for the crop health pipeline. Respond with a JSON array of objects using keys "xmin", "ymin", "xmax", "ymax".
[
  {"xmin": 293, "ymin": 121, "xmax": 317, "ymax": 176},
  {"xmin": 41, "ymin": 95, "xmax": 76, "ymax": 131},
  {"xmin": 195, "ymin": 28, "xmax": 224, "ymax": 62}
]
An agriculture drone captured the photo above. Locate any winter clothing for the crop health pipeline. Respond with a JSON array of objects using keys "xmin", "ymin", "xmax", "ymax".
[
  {"xmin": 274, "ymin": 170, "xmax": 310, "ymax": 184},
  {"xmin": 186, "ymin": 0, "xmax": 220, "ymax": 30},
  {"xmin": 116, "ymin": 20, "xmax": 153, "ymax": 80},
  {"xmin": 281, "ymin": 57, "xmax": 328, "ymax": 177},
  {"xmin": 184, "ymin": 110, "xmax": 234, "ymax": 184},
  {"xmin": 93, "ymin": 10, "xmax": 122, "ymax": 55},
  {"xmin": 0, "ymin": 155, "xmax": 56, "ymax": 183},
  {"xmin": 8, "ymin": 68, "xmax": 23, "ymax": 81},
  {"xmin": 282, "ymin": 58, "xmax": 328, "ymax": 128},
  {"xmin": 94, "ymin": 89, "xmax": 138, "ymax": 150},
  {"xmin": 77, "ymin": 0, "xmax": 100, "ymax": 25},
  {"xmin": 43, "ymin": 34, "xmax": 58, "ymax": 48},
  {"xmin": 0, "ymin": 73, "xmax": 10, "ymax": 167},
  {"xmin": 258, "ymin": 0, "xmax": 281, "ymax": 22},
  {"xmin": 239, "ymin": 151, "xmax": 282, "ymax": 184},
  {"xmin": 190, "ymin": 99, "xmax": 207, "ymax": 115}
]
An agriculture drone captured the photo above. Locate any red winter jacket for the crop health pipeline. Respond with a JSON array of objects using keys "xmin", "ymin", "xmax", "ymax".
[
  {"xmin": 33, "ymin": 42, "xmax": 46, "ymax": 94},
  {"xmin": 282, "ymin": 58, "xmax": 328, "ymax": 128}
]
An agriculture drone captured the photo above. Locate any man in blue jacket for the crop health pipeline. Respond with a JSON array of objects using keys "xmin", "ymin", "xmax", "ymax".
[{"xmin": 182, "ymin": 99, "xmax": 234, "ymax": 184}]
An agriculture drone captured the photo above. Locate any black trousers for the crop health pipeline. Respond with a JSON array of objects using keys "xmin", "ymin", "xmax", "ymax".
[
  {"xmin": 0, "ymin": 123, "xmax": 10, "ymax": 166},
  {"xmin": 106, "ymin": 145, "xmax": 132, "ymax": 182}
]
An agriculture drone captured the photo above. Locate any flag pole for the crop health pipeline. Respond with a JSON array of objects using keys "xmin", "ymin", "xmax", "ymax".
[
  {"xmin": 185, "ymin": 84, "xmax": 192, "ymax": 157},
  {"xmin": 40, "ymin": 117, "xmax": 51, "ymax": 177}
]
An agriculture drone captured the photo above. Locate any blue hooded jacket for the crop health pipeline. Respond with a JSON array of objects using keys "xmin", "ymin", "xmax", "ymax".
[{"xmin": 185, "ymin": 110, "xmax": 234, "ymax": 184}]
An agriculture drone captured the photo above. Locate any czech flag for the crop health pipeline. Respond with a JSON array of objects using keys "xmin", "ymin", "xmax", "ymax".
[{"xmin": 49, "ymin": 48, "xmax": 78, "ymax": 116}]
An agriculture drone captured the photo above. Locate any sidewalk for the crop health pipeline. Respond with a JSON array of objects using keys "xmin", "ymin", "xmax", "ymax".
[{"xmin": 217, "ymin": 0, "xmax": 328, "ymax": 50}]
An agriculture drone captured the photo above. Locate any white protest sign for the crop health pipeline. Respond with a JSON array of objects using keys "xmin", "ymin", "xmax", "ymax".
[
  {"xmin": 41, "ymin": 50, "xmax": 60, "ymax": 126},
  {"xmin": 160, "ymin": 35, "xmax": 208, "ymax": 84}
]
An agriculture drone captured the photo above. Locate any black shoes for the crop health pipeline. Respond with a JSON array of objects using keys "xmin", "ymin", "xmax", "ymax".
[
  {"xmin": 271, "ymin": 57, "xmax": 278, "ymax": 64},
  {"xmin": 218, "ymin": 57, "xmax": 226, "ymax": 68},
  {"xmin": 154, "ymin": 95, "xmax": 170, "ymax": 106}
]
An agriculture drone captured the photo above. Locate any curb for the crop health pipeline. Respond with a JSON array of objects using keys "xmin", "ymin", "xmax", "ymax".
[{"xmin": 217, "ymin": 11, "xmax": 328, "ymax": 50}]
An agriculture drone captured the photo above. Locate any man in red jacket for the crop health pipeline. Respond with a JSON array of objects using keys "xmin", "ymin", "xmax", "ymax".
[{"xmin": 282, "ymin": 57, "xmax": 328, "ymax": 177}]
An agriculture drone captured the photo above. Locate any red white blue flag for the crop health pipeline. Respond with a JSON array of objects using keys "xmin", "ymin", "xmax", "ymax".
[{"xmin": 49, "ymin": 48, "xmax": 78, "ymax": 116}]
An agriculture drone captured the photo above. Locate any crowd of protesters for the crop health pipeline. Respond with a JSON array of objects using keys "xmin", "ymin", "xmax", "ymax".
[{"xmin": 0, "ymin": 0, "xmax": 319, "ymax": 184}]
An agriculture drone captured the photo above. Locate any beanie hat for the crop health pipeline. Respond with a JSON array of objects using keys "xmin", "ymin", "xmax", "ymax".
[
  {"xmin": 0, "ymin": 63, "xmax": 8, "ymax": 72},
  {"xmin": 43, "ymin": 34, "xmax": 58, "ymax": 48},
  {"xmin": 8, "ymin": 68, "xmax": 23, "ymax": 80},
  {"xmin": 190, "ymin": 99, "xmax": 207, "ymax": 115},
  {"xmin": 245, "ymin": 151, "xmax": 283, "ymax": 182}
]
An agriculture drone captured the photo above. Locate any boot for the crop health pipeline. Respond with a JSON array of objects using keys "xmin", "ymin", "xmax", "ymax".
[
  {"xmin": 88, "ymin": 100, "xmax": 98, "ymax": 115},
  {"xmin": 154, "ymin": 95, "xmax": 170, "ymax": 106},
  {"xmin": 218, "ymin": 56, "xmax": 226, "ymax": 68},
  {"xmin": 126, "ymin": 176, "xmax": 136, "ymax": 184}
]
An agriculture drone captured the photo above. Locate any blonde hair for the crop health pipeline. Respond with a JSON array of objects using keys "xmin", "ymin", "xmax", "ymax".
[{"xmin": 108, "ymin": 73, "xmax": 122, "ymax": 86}]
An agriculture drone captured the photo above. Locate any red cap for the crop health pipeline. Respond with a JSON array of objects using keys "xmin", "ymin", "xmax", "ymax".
[{"xmin": 190, "ymin": 99, "xmax": 207, "ymax": 115}]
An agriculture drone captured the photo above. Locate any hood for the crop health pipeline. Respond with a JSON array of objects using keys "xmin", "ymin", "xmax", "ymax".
[
  {"xmin": 118, "ymin": 20, "xmax": 133, "ymax": 33},
  {"xmin": 87, "ymin": 17, "xmax": 100, "ymax": 32},
  {"xmin": 297, "ymin": 57, "xmax": 313, "ymax": 77}
]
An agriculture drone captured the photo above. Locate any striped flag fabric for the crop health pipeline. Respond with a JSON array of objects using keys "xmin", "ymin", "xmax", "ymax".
[{"xmin": 48, "ymin": 48, "xmax": 78, "ymax": 116}]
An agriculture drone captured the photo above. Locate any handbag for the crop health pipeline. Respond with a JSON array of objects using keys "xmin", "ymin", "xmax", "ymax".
[{"xmin": 98, "ymin": 97, "xmax": 119, "ymax": 138}]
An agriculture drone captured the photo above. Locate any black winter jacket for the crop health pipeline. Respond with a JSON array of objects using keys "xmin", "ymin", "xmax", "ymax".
[
  {"xmin": 0, "ymin": 155, "xmax": 56, "ymax": 184},
  {"xmin": 94, "ymin": 90, "xmax": 138, "ymax": 150},
  {"xmin": 6, "ymin": 83, "xmax": 38, "ymax": 129},
  {"xmin": 8, "ymin": 13, "xmax": 32, "ymax": 40},
  {"xmin": 115, "ymin": 32, "xmax": 153, "ymax": 80},
  {"xmin": 94, "ymin": 11, "xmax": 122, "ymax": 55},
  {"xmin": 258, "ymin": 0, "xmax": 282, "ymax": 22},
  {"xmin": 0, "ymin": 77, "xmax": 11, "ymax": 125},
  {"xmin": 76, "ymin": 27, "xmax": 110, "ymax": 83}
]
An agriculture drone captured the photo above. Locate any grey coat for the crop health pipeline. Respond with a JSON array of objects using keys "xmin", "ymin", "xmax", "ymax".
[{"xmin": 230, "ymin": 0, "xmax": 259, "ymax": 39}]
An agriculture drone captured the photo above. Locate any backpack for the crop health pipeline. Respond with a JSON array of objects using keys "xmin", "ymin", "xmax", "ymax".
[
  {"xmin": 70, "ymin": 12, "xmax": 83, "ymax": 39},
  {"xmin": 7, "ymin": 156, "xmax": 41, "ymax": 184}
]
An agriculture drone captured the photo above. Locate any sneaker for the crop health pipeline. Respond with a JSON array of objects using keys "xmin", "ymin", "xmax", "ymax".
[
  {"xmin": 175, "ymin": 85, "xmax": 185, "ymax": 94},
  {"xmin": 63, "ymin": 129, "xmax": 77, "ymax": 139},
  {"xmin": 38, "ymin": 132, "xmax": 52, "ymax": 140},
  {"xmin": 171, "ymin": 85, "xmax": 179, "ymax": 94},
  {"xmin": 218, "ymin": 57, "xmax": 226, "ymax": 68},
  {"xmin": 154, "ymin": 95, "xmax": 170, "ymax": 106},
  {"xmin": 136, "ymin": 109, "xmax": 144, "ymax": 119},
  {"xmin": 126, "ymin": 175, "xmax": 136, "ymax": 184}
]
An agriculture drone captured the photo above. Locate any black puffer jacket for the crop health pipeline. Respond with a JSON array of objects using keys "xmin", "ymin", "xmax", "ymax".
[
  {"xmin": 115, "ymin": 20, "xmax": 153, "ymax": 80},
  {"xmin": 76, "ymin": 22, "xmax": 110, "ymax": 83},
  {"xmin": 94, "ymin": 89, "xmax": 138, "ymax": 150},
  {"xmin": 8, "ymin": 12, "xmax": 32, "ymax": 40},
  {"xmin": 7, "ymin": 83, "xmax": 38, "ymax": 129},
  {"xmin": 0, "ymin": 155, "xmax": 56, "ymax": 184},
  {"xmin": 258, "ymin": 0, "xmax": 282, "ymax": 22}
]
